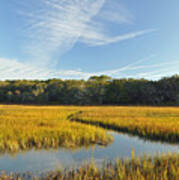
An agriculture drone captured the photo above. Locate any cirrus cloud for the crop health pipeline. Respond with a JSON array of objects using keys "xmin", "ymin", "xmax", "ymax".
[{"xmin": 13, "ymin": 0, "xmax": 157, "ymax": 66}]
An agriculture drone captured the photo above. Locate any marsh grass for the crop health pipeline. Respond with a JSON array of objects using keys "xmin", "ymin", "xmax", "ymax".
[
  {"xmin": 0, "ymin": 106, "xmax": 179, "ymax": 179},
  {"xmin": 0, "ymin": 105, "xmax": 179, "ymax": 152},
  {"xmin": 70, "ymin": 106, "xmax": 179, "ymax": 143},
  {"xmin": 0, "ymin": 153, "xmax": 179, "ymax": 179},
  {"xmin": 0, "ymin": 105, "xmax": 113, "ymax": 153}
]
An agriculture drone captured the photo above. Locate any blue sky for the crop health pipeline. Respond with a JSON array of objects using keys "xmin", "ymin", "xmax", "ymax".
[{"xmin": 0, "ymin": 0, "xmax": 179, "ymax": 80}]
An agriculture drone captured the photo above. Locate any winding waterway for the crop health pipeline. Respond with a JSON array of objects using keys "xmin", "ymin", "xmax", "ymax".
[{"xmin": 0, "ymin": 131, "xmax": 178, "ymax": 174}]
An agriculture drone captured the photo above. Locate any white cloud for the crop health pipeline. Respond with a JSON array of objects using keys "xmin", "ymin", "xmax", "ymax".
[
  {"xmin": 0, "ymin": 58, "xmax": 51, "ymax": 80},
  {"xmin": 81, "ymin": 29, "xmax": 157, "ymax": 46},
  {"xmin": 133, "ymin": 65, "xmax": 179, "ymax": 80},
  {"xmin": 0, "ymin": 56, "xmax": 178, "ymax": 80},
  {"xmin": 98, "ymin": 0, "xmax": 134, "ymax": 24},
  {"xmin": 16, "ymin": 0, "xmax": 106, "ymax": 65},
  {"xmin": 98, "ymin": 55, "xmax": 179, "ymax": 79},
  {"xmin": 14, "ymin": 0, "xmax": 156, "ymax": 66},
  {"xmin": 98, "ymin": 55, "xmax": 157, "ymax": 75},
  {"xmin": 1, "ymin": 1, "xmax": 159, "ymax": 80},
  {"xmin": 0, "ymin": 57, "xmax": 93, "ymax": 80}
]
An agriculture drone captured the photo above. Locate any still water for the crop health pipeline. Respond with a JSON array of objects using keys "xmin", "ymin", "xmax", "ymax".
[{"xmin": 0, "ymin": 132, "xmax": 178, "ymax": 174}]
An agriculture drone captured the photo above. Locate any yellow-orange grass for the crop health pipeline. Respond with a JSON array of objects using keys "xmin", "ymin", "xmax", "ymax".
[
  {"xmin": 72, "ymin": 106, "xmax": 179, "ymax": 143},
  {"xmin": 0, "ymin": 105, "xmax": 112, "ymax": 152},
  {"xmin": 1, "ymin": 153, "xmax": 179, "ymax": 179}
]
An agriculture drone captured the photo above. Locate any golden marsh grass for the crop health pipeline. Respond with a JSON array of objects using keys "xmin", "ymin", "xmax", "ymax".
[
  {"xmin": 0, "ymin": 153, "xmax": 179, "ymax": 179},
  {"xmin": 0, "ymin": 105, "xmax": 178, "ymax": 152},
  {"xmin": 0, "ymin": 105, "xmax": 112, "ymax": 152},
  {"xmin": 0, "ymin": 105, "xmax": 179, "ymax": 179},
  {"xmin": 71, "ymin": 106, "xmax": 179, "ymax": 143}
]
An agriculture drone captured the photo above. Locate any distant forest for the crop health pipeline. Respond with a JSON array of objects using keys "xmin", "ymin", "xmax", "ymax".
[{"xmin": 0, "ymin": 75, "xmax": 179, "ymax": 105}]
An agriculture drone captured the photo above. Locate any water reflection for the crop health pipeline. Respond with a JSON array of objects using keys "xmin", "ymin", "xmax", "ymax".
[{"xmin": 0, "ymin": 132, "xmax": 178, "ymax": 174}]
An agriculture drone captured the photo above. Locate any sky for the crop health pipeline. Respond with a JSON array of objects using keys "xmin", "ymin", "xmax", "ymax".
[{"xmin": 0, "ymin": 0, "xmax": 179, "ymax": 80}]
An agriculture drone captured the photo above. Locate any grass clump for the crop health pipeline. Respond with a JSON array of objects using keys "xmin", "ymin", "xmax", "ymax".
[
  {"xmin": 0, "ymin": 105, "xmax": 113, "ymax": 153},
  {"xmin": 71, "ymin": 106, "xmax": 179, "ymax": 143},
  {"xmin": 0, "ymin": 153, "xmax": 179, "ymax": 179}
]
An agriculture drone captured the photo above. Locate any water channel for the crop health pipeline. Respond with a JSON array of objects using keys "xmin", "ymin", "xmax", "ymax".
[{"xmin": 0, "ymin": 131, "xmax": 178, "ymax": 174}]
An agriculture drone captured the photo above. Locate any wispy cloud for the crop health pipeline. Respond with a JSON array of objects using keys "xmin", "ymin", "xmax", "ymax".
[
  {"xmin": 0, "ymin": 57, "xmax": 92, "ymax": 80},
  {"xmin": 81, "ymin": 29, "xmax": 157, "ymax": 46},
  {"xmin": 98, "ymin": 55, "xmax": 157, "ymax": 75},
  {"xmin": 1, "ymin": 1, "xmax": 159, "ymax": 80},
  {"xmin": 98, "ymin": 0, "xmax": 134, "ymax": 24},
  {"xmin": 99, "ymin": 55, "xmax": 179, "ymax": 79},
  {"xmin": 0, "ymin": 58, "xmax": 51, "ymax": 80},
  {"xmin": 0, "ymin": 56, "xmax": 178, "ymax": 80},
  {"xmin": 133, "ymin": 65, "xmax": 179, "ymax": 79},
  {"xmin": 14, "ymin": 0, "xmax": 156, "ymax": 65}
]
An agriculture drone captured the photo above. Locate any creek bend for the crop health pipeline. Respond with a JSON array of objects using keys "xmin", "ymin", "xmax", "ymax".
[{"xmin": 0, "ymin": 131, "xmax": 178, "ymax": 174}]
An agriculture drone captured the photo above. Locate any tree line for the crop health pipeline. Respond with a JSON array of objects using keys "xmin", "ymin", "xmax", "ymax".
[{"xmin": 0, "ymin": 75, "xmax": 179, "ymax": 105}]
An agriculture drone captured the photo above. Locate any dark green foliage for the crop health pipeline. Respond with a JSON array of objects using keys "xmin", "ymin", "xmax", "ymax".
[{"xmin": 0, "ymin": 75, "xmax": 179, "ymax": 105}]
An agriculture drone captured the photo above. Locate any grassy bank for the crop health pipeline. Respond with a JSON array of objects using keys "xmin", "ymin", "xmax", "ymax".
[
  {"xmin": 70, "ymin": 106, "xmax": 179, "ymax": 143},
  {"xmin": 0, "ymin": 153, "xmax": 179, "ymax": 179},
  {"xmin": 0, "ymin": 105, "xmax": 179, "ymax": 152},
  {"xmin": 0, "ymin": 105, "xmax": 112, "ymax": 153}
]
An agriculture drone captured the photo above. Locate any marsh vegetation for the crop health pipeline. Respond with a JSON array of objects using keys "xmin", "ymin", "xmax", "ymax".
[
  {"xmin": 0, "ymin": 153, "xmax": 179, "ymax": 180},
  {"xmin": 71, "ymin": 106, "xmax": 179, "ymax": 143},
  {"xmin": 0, "ymin": 106, "xmax": 112, "ymax": 153},
  {"xmin": 0, "ymin": 105, "xmax": 178, "ymax": 179}
]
